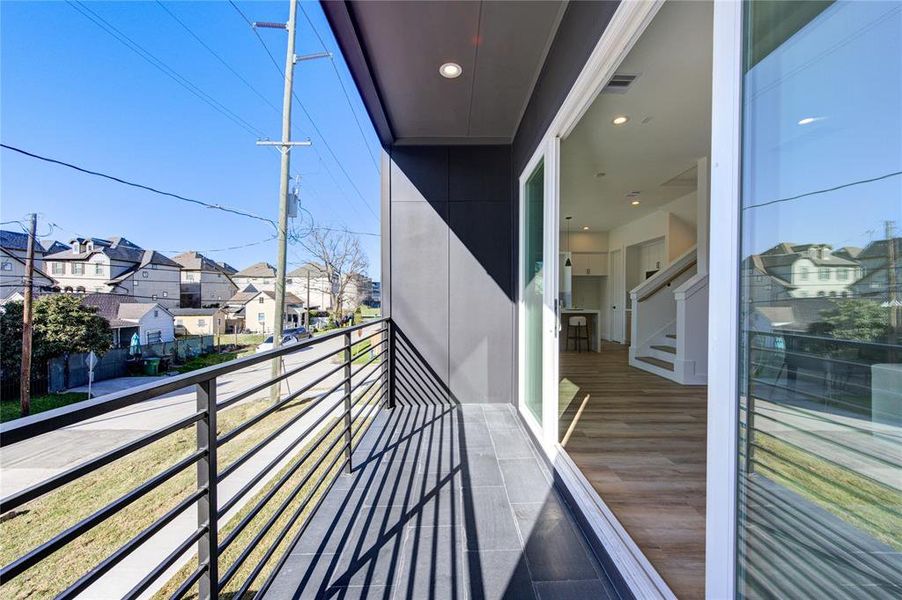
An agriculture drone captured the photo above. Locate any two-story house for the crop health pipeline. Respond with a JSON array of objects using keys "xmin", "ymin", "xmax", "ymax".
[
  {"xmin": 755, "ymin": 242, "xmax": 862, "ymax": 298},
  {"xmin": 231, "ymin": 262, "xmax": 277, "ymax": 290},
  {"xmin": 43, "ymin": 237, "xmax": 181, "ymax": 308},
  {"xmin": 0, "ymin": 230, "xmax": 57, "ymax": 303},
  {"xmin": 224, "ymin": 287, "xmax": 304, "ymax": 334},
  {"xmin": 170, "ymin": 251, "xmax": 238, "ymax": 308},
  {"xmin": 851, "ymin": 236, "xmax": 902, "ymax": 304}
]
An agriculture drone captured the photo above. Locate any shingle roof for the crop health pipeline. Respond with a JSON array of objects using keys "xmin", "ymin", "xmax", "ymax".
[
  {"xmin": 857, "ymin": 237, "xmax": 902, "ymax": 260},
  {"xmin": 227, "ymin": 284, "xmax": 260, "ymax": 304},
  {"xmin": 81, "ymin": 292, "xmax": 168, "ymax": 327},
  {"xmin": 0, "ymin": 230, "xmax": 45, "ymax": 253},
  {"xmin": 288, "ymin": 262, "xmax": 326, "ymax": 277},
  {"xmin": 234, "ymin": 262, "xmax": 277, "ymax": 277},
  {"xmin": 215, "ymin": 261, "xmax": 238, "ymax": 275},
  {"xmin": 260, "ymin": 290, "xmax": 304, "ymax": 305},
  {"xmin": 170, "ymin": 307, "xmax": 219, "ymax": 316},
  {"xmin": 171, "ymin": 251, "xmax": 233, "ymax": 274}
]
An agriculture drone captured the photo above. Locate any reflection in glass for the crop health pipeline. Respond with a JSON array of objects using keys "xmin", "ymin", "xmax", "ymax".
[
  {"xmin": 738, "ymin": 1, "xmax": 901, "ymax": 597},
  {"xmin": 524, "ymin": 161, "xmax": 545, "ymax": 424}
]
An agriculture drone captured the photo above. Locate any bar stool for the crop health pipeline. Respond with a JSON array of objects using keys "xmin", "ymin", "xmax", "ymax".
[{"xmin": 567, "ymin": 316, "xmax": 589, "ymax": 352}]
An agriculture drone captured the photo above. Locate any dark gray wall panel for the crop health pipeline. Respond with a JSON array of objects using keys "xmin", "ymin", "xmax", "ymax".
[
  {"xmin": 449, "ymin": 146, "xmax": 512, "ymax": 203},
  {"xmin": 512, "ymin": 1, "xmax": 620, "ymax": 175}
]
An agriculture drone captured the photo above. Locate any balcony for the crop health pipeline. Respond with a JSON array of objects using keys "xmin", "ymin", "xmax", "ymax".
[{"xmin": 0, "ymin": 319, "xmax": 618, "ymax": 599}]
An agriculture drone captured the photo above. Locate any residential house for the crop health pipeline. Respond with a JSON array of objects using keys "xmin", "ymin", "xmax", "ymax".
[
  {"xmin": 287, "ymin": 262, "xmax": 371, "ymax": 312},
  {"xmin": 219, "ymin": 285, "xmax": 259, "ymax": 334},
  {"xmin": 82, "ymin": 293, "xmax": 175, "ymax": 347},
  {"xmin": 224, "ymin": 287, "xmax": 304, "ymax": 333},
  {"xmin": 0, "ymin": 230, "xmax": 56, "ymax": 303},
  {"xmin": 851, "ymin": 237, "xmax": 902, "ymax": 303},
  {"xmin": 753, "ymin": 242, "xmax": 862, "ymax": 298},
  {"xmin": 170, "ymin": 251, "xmax": 238, "ymax": 308},
  {"xmin": 232, "ymin": 262, "xmax": 277, "ymax": 290},
  {"xmin": 43, "ymin": 237, "xmax": 181, "ymax": 308},
  {"xmin": 170, "ymin": 307, "xmax": 228, "ymax": 336}
]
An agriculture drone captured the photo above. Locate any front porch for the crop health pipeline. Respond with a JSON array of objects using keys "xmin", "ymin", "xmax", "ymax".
[{"xmin": 266, "ymin": 403, "xmax": 619, "ymax": 599}]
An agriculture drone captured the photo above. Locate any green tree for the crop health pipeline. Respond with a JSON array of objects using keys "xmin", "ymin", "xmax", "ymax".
[
  {"xmin": 812, "ymin": 299, "xmax": 890, "ymax": 342},
  {"xmin": 0, "ymin": 296, "xmax": 112, "ymax": 379}
]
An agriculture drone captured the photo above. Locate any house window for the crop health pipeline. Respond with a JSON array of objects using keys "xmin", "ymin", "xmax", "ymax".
[
  {"xmin": 51, "ymin": 262, "xmax": 65, "ymax": 275},
  {"xmin": 0, "ymin": 261, "xmax": 11, "ymax": 271},
  {"xmin": 153, "ymin": 309, "xmax": 159, "ymax": 317},
  {"xmin": 259, "ymin": 297, "xmax": 265, "ymax": 304},
  {"xmin": 818, "ymin": 268, "xmax": 829, "ymax": 280},
  {"xmin": 837, "ymin": 268, "xmax": 849, "ymax": 281},
  {"xmin": 798, "ymin": 267, "xmax": 809, "ymax": 281},
  {"xmin": 258, "ymin": 312, "xmax": 265, "ymax": 322},
  {"xmin": 146, "ymin": 330, "xmax": 162, "ymax": 344},
  {"xmin": 152, "ymin": 295, "xmax": 158, "ymax": 301},
  {"xmin": 142, "ymin": 271, "xmax": 149, "ymax": 279},
  {"xmin": 94, "ymin": 263, "xmax": 103, "ymax": 275},
  {"xmin": 162, "ymin": 291, "xmax": 168, "ymax": 297},
  {"xmin": 72, "ymin": 263, "xmax": 85, "ymax": 275},
  {"xmin": 186, "ymin": 273, "xmax": 195, "ymax": 282},
  {"xmin": 197, "ymin": 319, "xmax": 207, "ymax": 327},
  {"xmin": 76, "ymin": 286, "xmax": 85, "ymax": 294},
  {"xmin": 133, "ymin": 280, "xmax": 139, "ymax": 287}
]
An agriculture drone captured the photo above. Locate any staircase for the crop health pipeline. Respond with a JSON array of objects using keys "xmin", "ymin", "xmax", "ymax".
[{"xmin": 629, "ymin": 247, "xmax": 708, "ymax": 385}]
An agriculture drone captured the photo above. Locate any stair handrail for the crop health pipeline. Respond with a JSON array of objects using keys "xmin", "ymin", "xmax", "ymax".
[{"xmin": 631, "ymin": 245, "xmax": 698, "ymax": 302}]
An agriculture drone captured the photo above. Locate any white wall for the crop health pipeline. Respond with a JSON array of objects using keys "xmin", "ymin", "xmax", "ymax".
[{"xmin": 139, "ymin": 306, "xmax": 175, "ymax": 343}]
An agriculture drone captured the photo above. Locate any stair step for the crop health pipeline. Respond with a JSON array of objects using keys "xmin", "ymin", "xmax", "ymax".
[
  {"xmin": 637, "ymin": 356, "xmax": 674, "ymax": 371},
  {"xmin": 666, "ymin": 334, "xmax": 677, "ymax": 339},
  {"xmin": 650, "ymin": 344, "xmax": 677, "ymax": 354}
]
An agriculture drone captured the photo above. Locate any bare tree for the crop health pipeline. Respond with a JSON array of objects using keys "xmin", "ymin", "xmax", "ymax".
[{"xmin": 296, "ymin": 227, "xmax": 369, "ymax": 320}]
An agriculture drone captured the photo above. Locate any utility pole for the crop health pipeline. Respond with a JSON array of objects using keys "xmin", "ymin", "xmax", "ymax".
[
  {"xmin": 886, "ymin": 220, "xmax": 898, "ymax": 339},
  {"xmin": 20, "ymin": 214, "xmax": 37, "ymax": 417}
]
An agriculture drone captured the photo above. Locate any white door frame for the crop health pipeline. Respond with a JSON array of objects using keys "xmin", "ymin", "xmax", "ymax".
[{"xmin": 516, "ymin": 0, "xmax": 744, "ymax": 597}]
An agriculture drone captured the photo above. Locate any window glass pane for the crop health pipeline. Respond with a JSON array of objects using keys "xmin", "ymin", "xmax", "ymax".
[
  {"xmin": 738, "ymin": 2, "xmax": 902, "ymax": 597},
  {"xmin": 523, "ymin": 160, "xmax": 545, "ymax": 424}
]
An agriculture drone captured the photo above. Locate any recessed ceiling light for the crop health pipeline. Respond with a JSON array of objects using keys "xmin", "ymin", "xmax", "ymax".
[
  {"xmin": 611, "ymin": 115, "xmax": 629, "ymax": 125},
  {"xmin": 631, "ymin": 200, "xmax": 640, "ymax": 206},
  {"xmin": 595, "ymin": 172, "xmax": 606, "ymax": 178},
  {"xmin": 439, "ymin": 62, "xmax": 462, "ymax": 79},
  {"xmin": 582, "ymin": 226, "xmax": 590, "ymax": 230}
]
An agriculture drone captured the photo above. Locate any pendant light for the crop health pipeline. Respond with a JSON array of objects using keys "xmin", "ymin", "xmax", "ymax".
[{"xmin": 564, "ymin": 216, "xmax": 573, "ymax": 266}]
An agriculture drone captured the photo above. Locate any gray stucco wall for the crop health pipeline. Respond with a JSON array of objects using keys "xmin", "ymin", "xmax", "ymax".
[{"xmin": 385, "ymin": 145, "xmax": 514, "ymax": 405}]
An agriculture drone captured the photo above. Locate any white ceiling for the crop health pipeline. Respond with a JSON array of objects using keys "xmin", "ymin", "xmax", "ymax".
[
  {"xmin": 561, "ymin": 0, "xmax": 713, "ymax": 232},
  {"xmin": 350, "ymin": 0, "xmax": 566, "ymax": 143}
]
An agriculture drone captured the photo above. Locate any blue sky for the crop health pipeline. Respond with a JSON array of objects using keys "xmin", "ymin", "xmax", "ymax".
[{"xmin": 1, "ymin": 0, "xmax": 382, "ymax": 278}]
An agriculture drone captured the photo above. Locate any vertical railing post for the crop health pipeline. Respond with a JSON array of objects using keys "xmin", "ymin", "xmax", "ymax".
[
  {"xmin": 343, "ymin": 331, "xmax": 353, "ymax": 472},
  {"xmin": 196, "ymin": 378, "xmax": 218, "ymax": 599},
  {"xmin": 387, "ymin": 320, "xmax": 395, "ymax": 409}
]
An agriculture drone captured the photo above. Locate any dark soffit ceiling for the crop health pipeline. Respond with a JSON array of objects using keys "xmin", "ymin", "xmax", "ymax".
[{"xmin": 323, "ymin": 0, "xmax": 567, "ymax": 147}]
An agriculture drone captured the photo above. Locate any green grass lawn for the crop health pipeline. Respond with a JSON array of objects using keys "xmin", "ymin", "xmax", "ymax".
[
  {"xmin": 0, "ymin": 392, "xmax": 89, "ymax": 423},
  {"xmin": 754, "ymin": 432, "xmax": 902, "ymax": 550},
  {"xmin": 215, "ymin": 333, "xmax": 265, "ymax": 348},
  {"xmin": 176, "ymin": 351, "xmax": 239, "ymax": 374}
]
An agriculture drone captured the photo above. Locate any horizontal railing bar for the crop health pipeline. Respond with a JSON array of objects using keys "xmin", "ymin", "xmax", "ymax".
[
  {"xmin": 749, "ymin": 377, "xmax": 900, "ymax": 425},
  {"xmin": 217, "ymin": 359, "xmax": 349, "ymax": 447},
  {"xmin": 123, "ymin": 526, "xmax": 207, "ymax": 600},
  {"xmin": 59, "ymin": 490, "xmax": 206, "ymax": 599},
  {"xmin": 216, "ymin": 343, "xmax": 348, "ymax": 411},
  {"xmin": 217, "ymin": 421, "xmax": 350, "ymax": 588},
  {"xmin": 217, "ymin": 415, "xmax": 347, "ymax": 555},
  {"xmin": 1, "ymin": 449, "xmax": 205, "ymax": 581},
  {"xmin": 349, "ymin": 349, "xmax": 387, "ymax": 390},
  {"xmin": 217, "ymin": 375, "xmax": 350, "ymax": 488},
  {"xmin": 1, "ymin": 412, "xmax": 203, "ymax": 514},
  {"xmin": 749, "ymin": 329, "xmax": 899, "ymax": 351},
  {"xmin": 0, "ymin": 318, "xmax": 388, "ymax": 446},
  {"xmin": 168, "ymin": 562, "xmax": 208, "ymax": 600},
  {"xmin": 749, "ymin": 408, "xmax": 902, "ymax": 469},
  {"xmin": 241, "ymin": 449, "xmax": 349, "ymax": 599},
  {"xmin": 217, "ymin": 384, "xmax": 351, "ymax": 516},
  {"xmin": 350, "ymin": 326, "xmax": 388, "ymax": 348},
  {"xmin": 350, "ymin": 375, "xmax": 386, "ymax": 419}
]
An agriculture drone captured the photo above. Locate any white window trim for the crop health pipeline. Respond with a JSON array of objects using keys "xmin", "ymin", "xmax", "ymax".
[{"xmin": 706, "ymin": 1, "xmax": 742, "ymax": 597}]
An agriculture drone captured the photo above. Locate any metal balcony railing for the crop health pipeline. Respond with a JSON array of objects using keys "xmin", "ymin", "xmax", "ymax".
[{"xmin": 0, "ymin": 317, "xmax": 391, "ymax": 599}]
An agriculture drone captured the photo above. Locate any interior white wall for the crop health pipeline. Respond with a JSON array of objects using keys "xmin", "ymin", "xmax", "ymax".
[
  {"xmin": 563, "ymin": 230, "xmax": 609, "ymax": 252},
  {"xmin": 667, "ymin": 213, "xmax": 697, "ymax": 261}
]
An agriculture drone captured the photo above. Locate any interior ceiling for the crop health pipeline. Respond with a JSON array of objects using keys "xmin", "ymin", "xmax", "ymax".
[
  {"xmin": 348, "ymin": 0, "xmax": 566, "ymax": 143},
  {"xmin": 561, "ymin": 0, "xmax": 713, "ymax": 233}
]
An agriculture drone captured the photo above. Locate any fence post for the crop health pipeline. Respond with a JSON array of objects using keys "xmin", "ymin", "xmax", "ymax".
[
  {"xmin": 344, "ymin": 331, "xmax": 353, "ymax": 472},
  {"xmin": 196, "ymin": 378, "xmax": 218, "ymax": 599},
  {"xmin": 387, "ymin": 321, "xmax": 395, "ymax": 409}
]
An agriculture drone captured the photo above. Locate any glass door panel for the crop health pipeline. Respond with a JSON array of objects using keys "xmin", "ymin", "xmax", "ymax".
[{"xmin": 523, "ymin": 161, "xmax": 545, "ymax": 424}]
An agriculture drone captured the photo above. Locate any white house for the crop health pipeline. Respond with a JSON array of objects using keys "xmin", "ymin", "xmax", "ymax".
[
  {"xmin": 82, "ymin": 293, "xmax": 175, "ymax": 347},
  {"xmin": 225, "ymin": 288, "xmax": 304, "ymax": 334},
  {"xmin": 232, "ymin": 262, "xmax": 277, "ymax": 291},
  {"xmin": 43, "ymin": 237, "xmax": 181, "ymax": 308},
  {"xmin": 753, "ymin": 243, "xmax": 862, "ymax": 299},
  {"xmin": 171, "ymin": 251, "xmax": 238, "ymax": 308}
]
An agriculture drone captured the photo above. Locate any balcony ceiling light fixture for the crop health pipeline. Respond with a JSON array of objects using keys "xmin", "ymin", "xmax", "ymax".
[
  {"xmin": 611, "ymin": 115, "xmax": 629, "ymax": 125},
  {"xmin": 439, "ymin": 62, "xmax": 462, "ymax": 79},
  {"xmin": 583, "ymin": 226, "xmax": 590, "ymax": 230},
  {"xmin": 631, "ymin": 200, "xmax": 640, "ymax": 206}
]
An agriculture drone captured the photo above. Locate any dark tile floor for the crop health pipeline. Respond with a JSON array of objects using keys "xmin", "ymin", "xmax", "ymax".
[{"xmin": 264, "ymin": 403, "xmax": 621, "ymax": 600}]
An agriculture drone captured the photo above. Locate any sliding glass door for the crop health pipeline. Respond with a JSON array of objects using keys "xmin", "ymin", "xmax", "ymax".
[{"xmin": 522, "ymin": 160, "xmax": 546, "ymax": 426}]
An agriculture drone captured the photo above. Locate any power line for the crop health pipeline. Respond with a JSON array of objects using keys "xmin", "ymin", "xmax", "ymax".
[
  {"xmin": 298, "ymin": 3, "xmax": 380, "ymax": 172},
  {"xmin": 67, "ymin": 0, "xmax": 266, "ymax": 139},
  {"xmin": 744, "ymin": 171, "xmax": 902, "ymax": 210},
  {"xmin": 154, "ymin": 0, "xmax": 282, "ymax": 116},
  {"xmin": 1, "ymin": 143, "xmax": 277, "ymax": 229},
  {"xmin": 229, "ymin": 0, "xmax": 379, "ymax": 223}
]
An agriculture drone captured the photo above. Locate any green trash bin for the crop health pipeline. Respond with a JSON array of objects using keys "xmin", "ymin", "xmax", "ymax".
[{"xmin": 143, "ymin": 357, "xmax": 161, "ymax": 376}]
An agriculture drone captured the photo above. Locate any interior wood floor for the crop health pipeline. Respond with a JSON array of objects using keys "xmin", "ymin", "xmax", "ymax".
[{"xmin": 560, "ymin": 342, "xmax": 707, "ymax": 600}]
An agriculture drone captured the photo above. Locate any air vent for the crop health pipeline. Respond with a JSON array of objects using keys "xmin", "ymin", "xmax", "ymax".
[{"xmin": 602, "ymin": 73, "xmax": 639, "ymax": 94}]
